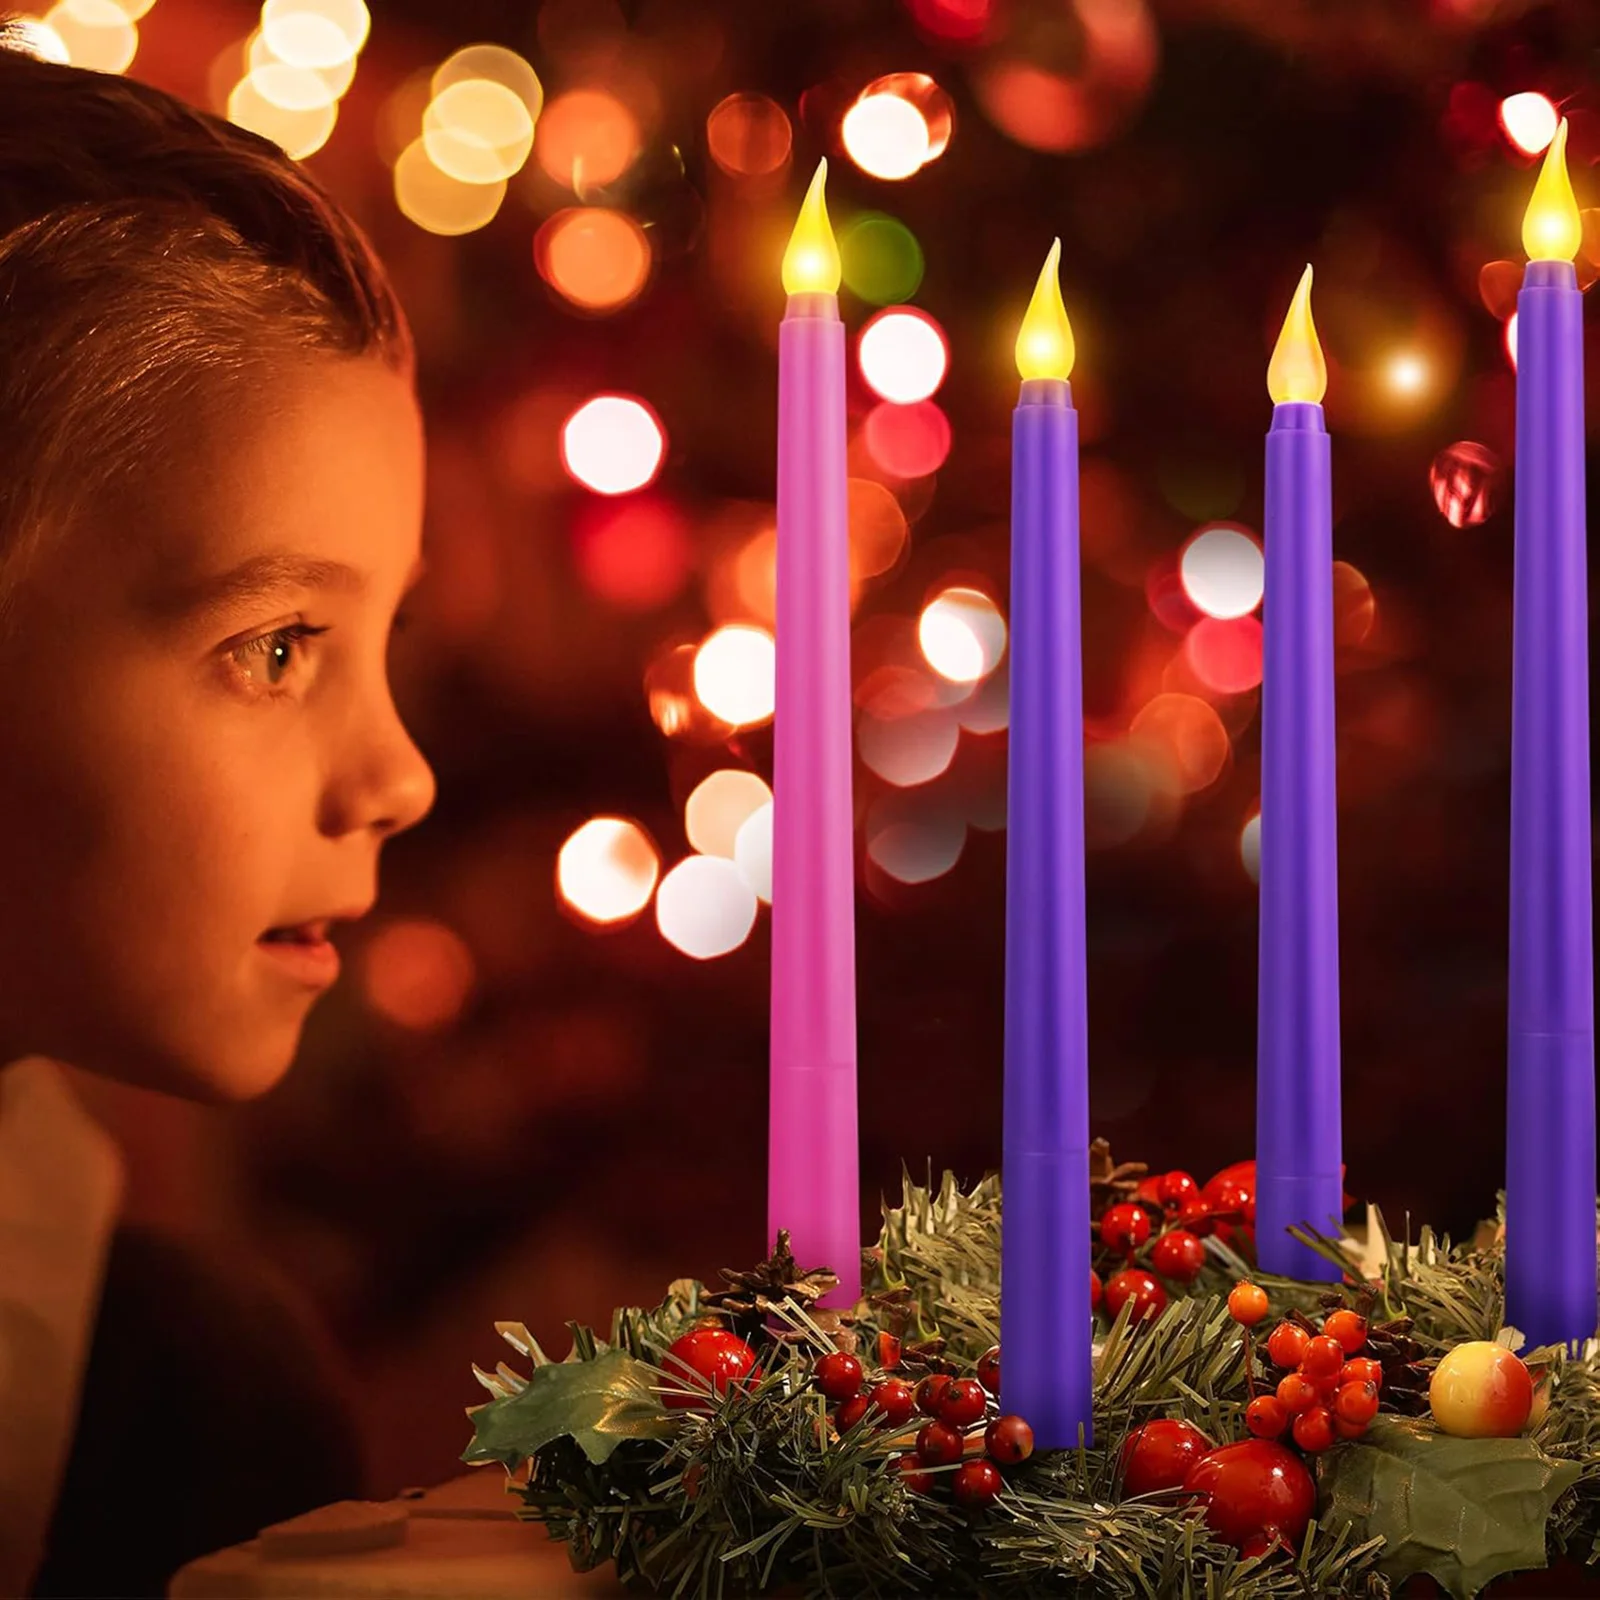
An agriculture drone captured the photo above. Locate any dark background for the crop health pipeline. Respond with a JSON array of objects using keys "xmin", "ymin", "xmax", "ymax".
[{"xmin": 45, "ymin": 0, "xmax": 1600, "ymax": 1493}]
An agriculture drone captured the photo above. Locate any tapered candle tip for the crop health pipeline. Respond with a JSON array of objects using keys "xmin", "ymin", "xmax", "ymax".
[
  {"xmin": 1267, "ymin": 263, "xmax": 1327, "ymax": 405},
  {"xmin": 782, "ymin": 159, "xmax": 842, "ymax": 295},
  {"xmin": 1522, "ymin": 117, "xmax": 1582, "ymax": 262},
  {"xmin": 1015, "ymin": 240, "xmax": 1075, "ymax": 381}
]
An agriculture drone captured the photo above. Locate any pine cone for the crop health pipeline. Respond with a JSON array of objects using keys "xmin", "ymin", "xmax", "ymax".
[
  {"xmin": 700, "ymin": 1230, "xmax": 859, "ymax": 1352},
  {"xmin": 1089, "ymin": 1137, "xmax": 1148, "ymax": 1222},
  {"xmin": 895, "ymin": 1336, "xmax": 963, "ymax": 1378}
]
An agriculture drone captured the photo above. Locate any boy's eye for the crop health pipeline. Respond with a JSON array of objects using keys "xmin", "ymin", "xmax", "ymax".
[{"xmin": 231, "ymin": 622, "xmax": 329, "ymax": 692}]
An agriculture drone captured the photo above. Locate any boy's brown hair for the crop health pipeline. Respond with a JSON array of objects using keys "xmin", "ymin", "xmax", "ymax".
[{"xmin": 0, "ymin": 28, "xmax": 412, "ymax": 633}]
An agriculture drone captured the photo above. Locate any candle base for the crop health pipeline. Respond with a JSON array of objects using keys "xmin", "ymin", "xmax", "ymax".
[{"xmin": 1254, "ymin": 1173, "xmax": 1344, "ymax": 1281}]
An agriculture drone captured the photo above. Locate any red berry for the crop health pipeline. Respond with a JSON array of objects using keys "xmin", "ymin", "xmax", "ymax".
[
  {"xmin": 915, "ymin": 1374, "xmax": 952, "ymax": 1417},
  {"xmin": 1150, "ymin": 1229, "xmax": 1207, "ymax": 1283},
  {"xmin": 1323, "ymin": 1310, "xmax": 1368, "ymax": 1354},
  {"xmin": 868, "ymin": 1378, "xmax": 917, "ymax": 1428},
  {"xmin": 662, "ymin": 1328, "xmax": 760, "ymax": 1410},
  {"xmin": 1240, "ymin": 1529, "xmax": 1289, "ymax": 1560},
  {"xmin": 1183, "ymin": 1440, "xmax": 1315, "ymax": 1549},
  {"xmin": 1333, "ymin": 1414, "xmax": 1369, "ymax": 1440},
  {"xmin": 1158, "ymin": 1170, "xmax": 1200, "ymax": 1209},
  {"xmin": 1340, "ymin": 1357, "xmax": 1383, "ymax": 1390},
  {"xmin": 1300, "ymin": 1336, "xmax": 1345, "ymax": 1381},
  {"xmin": 951, "ymin": 1458, "xmax": 1004, "ymax": 1507},
  {"xmin": 1275, "ymin": 1373, "xmax": 1317, "ymax": 1416},
  {"xmin": 1105, "ymin": 1268, "xmax": 1168, "ymax": 1325},
  {"xmin": 835, "ymin": 1394, "xmax": 873, "ymax": 1432},
  {"xmin": 985, "ymin": 1414, "xmax": 1034, "ymax": 1465},
  {"xmin": 1245, "ymin": 1396, "xmax": 1289, "ymax": 1439},
  {"xmin": 1177, "ymin": 1196, "xmax": 1215, "ymax": 1236},
  {"xmin": 1100, "ymin": 1202, "xmax": 1153, "ymax": 1255},
  {"xmin": 1204, "ymin": 1178, "xmax": 1252, "ymax": 1217},
  {"xmin": 814, "ymin": 1350, "xmax": 865, "ymax": 1403},
  {"xmin": 1119, "ymin": 1418, "xmax": 1211, "ymax": 1496},
  {"xmin": 1333, "ymin": 1381, "xmax": 1380, "ymax": 1427},
  {"xmin": 915, "ymin": 1419, "xmax": 964, "ymax": 1467},
  {"xmin": 1291, "ymin": 1406, "xmax": 1336, "ymax": 1453},
  {"xmin": 1266, "ymin": 1322, "xmax": 1311, "ymax": 1369},
  {"xmin": 1228, "ymin": 1282, "xmax": 1270, "ymax": 1327},
  {"xmin": 937, "ymin": 1378, "xmax": 989, "ymax": 1429},
  {"xmin": 976, "ymin": 1345, "xmax": 1001, "ymax": 1395},
  {"xmin": 895, "ymin": 1454, "xmax": 933, "ymax": 1494},
  {"xmin": 1090, "ymin": 1269, "xmax": 1104, "ymax": 1312}
]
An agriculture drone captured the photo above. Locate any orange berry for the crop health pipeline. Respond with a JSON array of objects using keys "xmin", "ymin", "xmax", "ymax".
[
  {"xmin": 1292, "ymin": 1405, "xmax": 1336, "ymax": 1452},
  {"xmin": 1322, "ymin": 1309, "xmax": 1368, "ymax": 1354},
  {"xmin": 1266, "ymin": 1322, "xmax": 1311, "ymax": 1368},
  {"xmin": 1276, "ymin": 1372, "xmax": 1318, "ymax": 1416},
  {"xmin": 1228, "ymin": 1282, "xmax": 1270, "ymax": 1327},
  {"xmin": 1245, "ymin": 1395, "xmax": 1289, "ymax": 1439},
  {"xmin": 1300, "ymin": 1335, "xmax": 1345, "ymax": 1381}
]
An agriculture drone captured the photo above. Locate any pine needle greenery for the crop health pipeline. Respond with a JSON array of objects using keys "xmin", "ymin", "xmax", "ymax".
[{"xmin": 462, "ymin": 1165, "xmax": 1600, "ymax": 1599}]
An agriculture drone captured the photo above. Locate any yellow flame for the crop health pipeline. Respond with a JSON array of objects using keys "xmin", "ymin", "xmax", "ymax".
[
  {"xmin": 1522, "ymin": 117, "xmax": 1581, "ymax": 261},
  {"xmin": 781, "ymin": 158, "xmax": 841, "ymax": 295},
  {"xmin": 1267, "ymin": 264, "xmax": 1327, "ymax": 405},
  {"xmin": 1014, "ymin": 238, "xmax": 1075, "ymax": 381}
]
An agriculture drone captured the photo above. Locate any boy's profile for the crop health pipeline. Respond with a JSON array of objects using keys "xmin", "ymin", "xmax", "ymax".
[{"xmin": 0, "ymin": 27, "xmax": 436, "ymax": 1595}]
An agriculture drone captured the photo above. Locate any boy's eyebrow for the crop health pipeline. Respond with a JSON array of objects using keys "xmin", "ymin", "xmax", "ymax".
[{"xmin": 155, "ymin": 551, "xmax": 428, "ymax": 618}]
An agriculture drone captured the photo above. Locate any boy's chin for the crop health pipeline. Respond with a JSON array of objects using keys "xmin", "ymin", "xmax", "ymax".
[{"xmin": 67, "ymin": 1028, "xmax": 302, "ymax": 1106}]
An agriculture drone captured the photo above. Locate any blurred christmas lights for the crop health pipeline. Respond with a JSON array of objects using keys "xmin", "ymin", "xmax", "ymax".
[
  {"xmin": 858, "ymin": 705, "xmax": 960, "ymax": 786},
  {"xmin": 535, "ymin": 207, "xmax": 652, "ymax": 312},
  {"xmin": 733, "ymin": 801, "xmax": 773, "ymax": 902},
  {"xmin": 557, "ymin": 817, "xmax": 660, "ymax": 924},
  {"xmin": 1241, "ymin": 811, "xmax": 1262, "ymax": 883},
  {"xmin": 1184, "ymin": 615, "xmax": 1264, "ymax": 695},
  {"xmin": 655, "ymin": 855, "xmax": 758, "ymax": 959},
  {"xmin": 839, "ymin": 214, "xmax": 925, "ymax": 305},
  {"xmin": 535, "ymin": 89, "xmax": 640, "ymax": 190},
  {"xmin": 1178, "ymin": 525, "xmax": 1263, "ymax": 619},
  {"xmin": 361, "ymin": 917, "xmax": 477, "ymax": 1031},
  {"xmin": 918, "ymin": 588, "xmax": 1007, "ymax": 683},
  {"xmin": 841, "ymin": 91, "xmax": 930, "ymax": 180},
  {"xmin": 560, "ymin": 396, "xmax": 666, "ymax": 495},
  {"xmin": 862, "ymin": 399, "xmax": 952, "ymax": 477},
  {"xmin": 394, "ymin": 137, "xmax": 506, "ymax": 231},
  {"xmin": 858, "ymin": 307, "xmax": 949, "ymax": 404},
  {"xmin": 706, "ymin": 91, "xmax": 792, "ymax": 178},
  {"xmin": 1499, "ymin": 92, "xmax": 1558, "ymax": 156},
  {"xmin": 685, "ymin": 770, "xmax": 773, "ymax": 858},
  {"xmin": 693, "ymin": 625, "xmax": 776, "ymax": 726},
  {"xmin": 42, "ymin": 0, "xmax": 137, "ymax": 73},
  {"xmin": 1429, "ymin": 441, "xmax": 1501, "ymax": 528}
]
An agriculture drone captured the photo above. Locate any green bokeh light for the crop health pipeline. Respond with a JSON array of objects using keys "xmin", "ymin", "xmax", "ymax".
[{"xmin": 839, "ymin": 212, "xmax": 925, "ymax": 305}]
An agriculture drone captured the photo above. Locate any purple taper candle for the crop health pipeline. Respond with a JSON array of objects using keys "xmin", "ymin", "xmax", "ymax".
[
  {"xmin": 1255, "ymin": 265, "xmax": 1345, "ymax": 1281},
  {"xmin": 1505, "ymin": 121, "xmax": 1596, "ymax": 1352},
  {"xmin": 768, "ymin": 160, "xmax": 860, "ymax": 1311},
  {"xmin": 999, "ymin": 241, "xmax": 1093, "ymax": 1448}
]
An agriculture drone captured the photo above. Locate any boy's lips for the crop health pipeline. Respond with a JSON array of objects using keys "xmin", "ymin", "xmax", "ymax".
[{"xmin": 256, "ymin": 904, "xmax": 371, "ymax": 987}]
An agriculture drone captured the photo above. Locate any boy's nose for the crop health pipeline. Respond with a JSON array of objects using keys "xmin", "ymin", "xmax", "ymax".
[{"xmin": 325, "ymin": 698, "xmax": 437, "ymax": 841}]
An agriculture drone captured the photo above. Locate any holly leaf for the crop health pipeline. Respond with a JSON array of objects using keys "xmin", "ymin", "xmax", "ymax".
[
  {"xmin": 1317, "ymin": 1414, "xmax": 1581, "ymax": 1599},
  {"xmin": 461, "ymin": 1346, "xmax": 676, "ymax": 1469}
]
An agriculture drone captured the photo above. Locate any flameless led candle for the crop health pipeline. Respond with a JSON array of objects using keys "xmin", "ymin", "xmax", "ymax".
[
  {"xmin": 1504, "ymin": 121, "xmax": 1596, "ymax": 1353},
  {"xmin": 998, "ymin": 241, "xmax": 1094, "ymax": 1447},
  {"xmin": 768, "ymin": 161, "xmax": 861, "ymax": 1309},
  {"xmin": 1255, "ymin": 266, "xmax": 1345, "ymax": 1282}
]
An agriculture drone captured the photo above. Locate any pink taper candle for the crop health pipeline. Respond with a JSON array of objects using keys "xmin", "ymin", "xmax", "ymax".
[{"xmin": 768, "ymin": 160, "xmax": 860, "ymax": 1309}]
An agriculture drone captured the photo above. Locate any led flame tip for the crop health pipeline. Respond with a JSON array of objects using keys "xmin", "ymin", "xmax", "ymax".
[
  {"xmin": 1014, "ymin": 238, "xmax": 1075, "ymax": 381},
  {"xmin": 1522, "ymin": 117, "xmax": 1581, "ymax": 262},
  {"xmin": 781, "ymin": 158, "xmax": 841, "ymax": 295},
  {"xmin": 1267, "ymin": 263, "xmax": 1327, "ymax": 405}
]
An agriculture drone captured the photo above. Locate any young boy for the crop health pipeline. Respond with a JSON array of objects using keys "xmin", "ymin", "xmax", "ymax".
[{"xmin": 0, "ymin": 29, "xmax": 437, "ymax": 1594}]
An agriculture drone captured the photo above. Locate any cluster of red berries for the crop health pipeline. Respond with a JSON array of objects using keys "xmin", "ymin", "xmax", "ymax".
[
  {"xmin": 1227, "ymin": 1284, "xmax": 1383, "ymax": 1454},
  {"xmin": 1093, "ymin": 1161, "xmax": 1258, "ymax": 1329},
  {"xmin": 816, "ymin": 1343, "xmax": 1034, "ymax": 1509}
]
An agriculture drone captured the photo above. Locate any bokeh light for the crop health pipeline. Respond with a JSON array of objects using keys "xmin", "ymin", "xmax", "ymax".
[
  {"xmin": 848, "ymin": 477, "xmax": 910, "ymax": 582},
  {"xmin": 535, "ymin": 88, "xmax": 640, "ymax": 190},
  {"xmin": 1185, "ymin": 616, "xmax": 1264, "ymax": 695},
  {"xmin": 685, "ymin": 770, "xmax": 773, "ymax": 859},
  {"xmin": 858, "ymin": 308, "xmax": 949, "ymax": 404},
  {"xmin": 536, "ymin": 208, "xmax": 652, "ymax": 312},
  {"xmin": 1129, "ymin": 693, "xmax": 1230, "ymax": 794},
  {"xmin": 866, "ymin": 797, "xmax": 967, "ymax": 883},
  {"xmin": 1178, "ymin": 525, "xmax": 1263, "ymax": 619},
  {"xmin": 1240, "ymin": 811, "xmax": 1262, "ymax": 883},
  {"xmin": 6, "ymin": 16, "xmax": 69, "ymax": 61},
  {"xmin": 1084, "ymin": 740, "xmax": 1177, "ymax": 849},
  {"xmin": 860, "ymin": 71, "xmax": 955, "ymax": 160},
  {"xmin": 432, "ymin": 43, "xmax": 543, "ymax": 124},
  {"xmin": 918, "ymin": 588, "xmax": 1007, "ymax": 683},
  {"xmin": 229, "ymin": 73, "xmax": 338, "ymax": 158},
  {"xmin": 557, "ymin": 817, "xmax": 660, "ymax": 925},
  {"xmin": 423, "ymin": 79, "xmax": 535, "ymax": 184},
  {"xmin": 560, "ymin": 395, "xmax": 666, "ymax": 495},
  {"xmin": 862, "ymin": 400, "xmax": 952, "ymax": 478},
  {"xmin": 42, "ymin": 0, "xmax": 137, "ymax": 73},
  {"xmin": 393, "ymin": 137, "xmax": 505, "ymax": 232},
  {"xmin": 1384, "ymin": 351, "xmax": 1428, "ymax": 398},
  {"xmin": 655, "ymin": 856, "xmax": 758, "ymax": 960},
  {"xmin": 693, "ymin": 625, "xmax": 776, "ymax": 727},
  {"xmin": 260, "ymin": 0, "xmax": 368, "ymax": 69},
  {"xmin": 839, "ymin": 213, "xmax": 925, "ymax": 305},
  {"xmin": 841, "ymin": 92, "xmax": 930, "ymax": 181},
  {"xmin": 647, "ymin": 642, "xmax": 733, "ymax": 742},
  {"xmin": 1504, "ymin": 312, "xmax": 1518, "ymax": 371},
  {"xmin": 1332, "ymin": 561, "xmax": 1377, "ymax": 647},
  {"xmin": 361, "ymin": 917, "xmax": 477, "ymax": 1032},
  {"xmin": 1499, "ymin": 92, "xmax": 1558, "ymax": 156},
  {"xmin": 858, "ymin": 706, "xmax": 960, "ymax": 786},
  {"xmin": 1429, "ymin": 441, "xmax": 1502, "ymax": 528},
  {"xmin": 572, "ymin": 497, "xmax": 689, "ymax": 610},
  {"xmin": 733, "ymin": 801, "xmax": 773, "ymax": 902},
  {"xmin": 906, "ymin": 0, "xmax": 992, "ymax": 44},
  {"xmin": 706, "ymin": 91, "xmax": 791, "ymax": 178},
  {"xmin": 247, "ymin": 30, "xmax": 355, "ymax": 111}
]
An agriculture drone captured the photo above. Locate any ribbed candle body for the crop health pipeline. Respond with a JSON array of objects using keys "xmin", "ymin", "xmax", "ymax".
[
  {"xmin": 1255, "ymin": 401, "xmax": 1344, "ymax": 1282},
  {"xmin": 1505, "ymin": 258, "xmax": 1596, "ymax": 1352},
  {"xmin": 769, "ymin": 292, "xmax": 861, "ymax": 1309},
  {"xmin": 999, "ymin": 378, "xmax": 1093, "ymax": 1447}
]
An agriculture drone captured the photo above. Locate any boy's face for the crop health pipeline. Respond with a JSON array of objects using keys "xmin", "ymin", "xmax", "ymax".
[{"xmin": 0, "ymin": 352, "xmax": 436, "ymax": 1102}]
